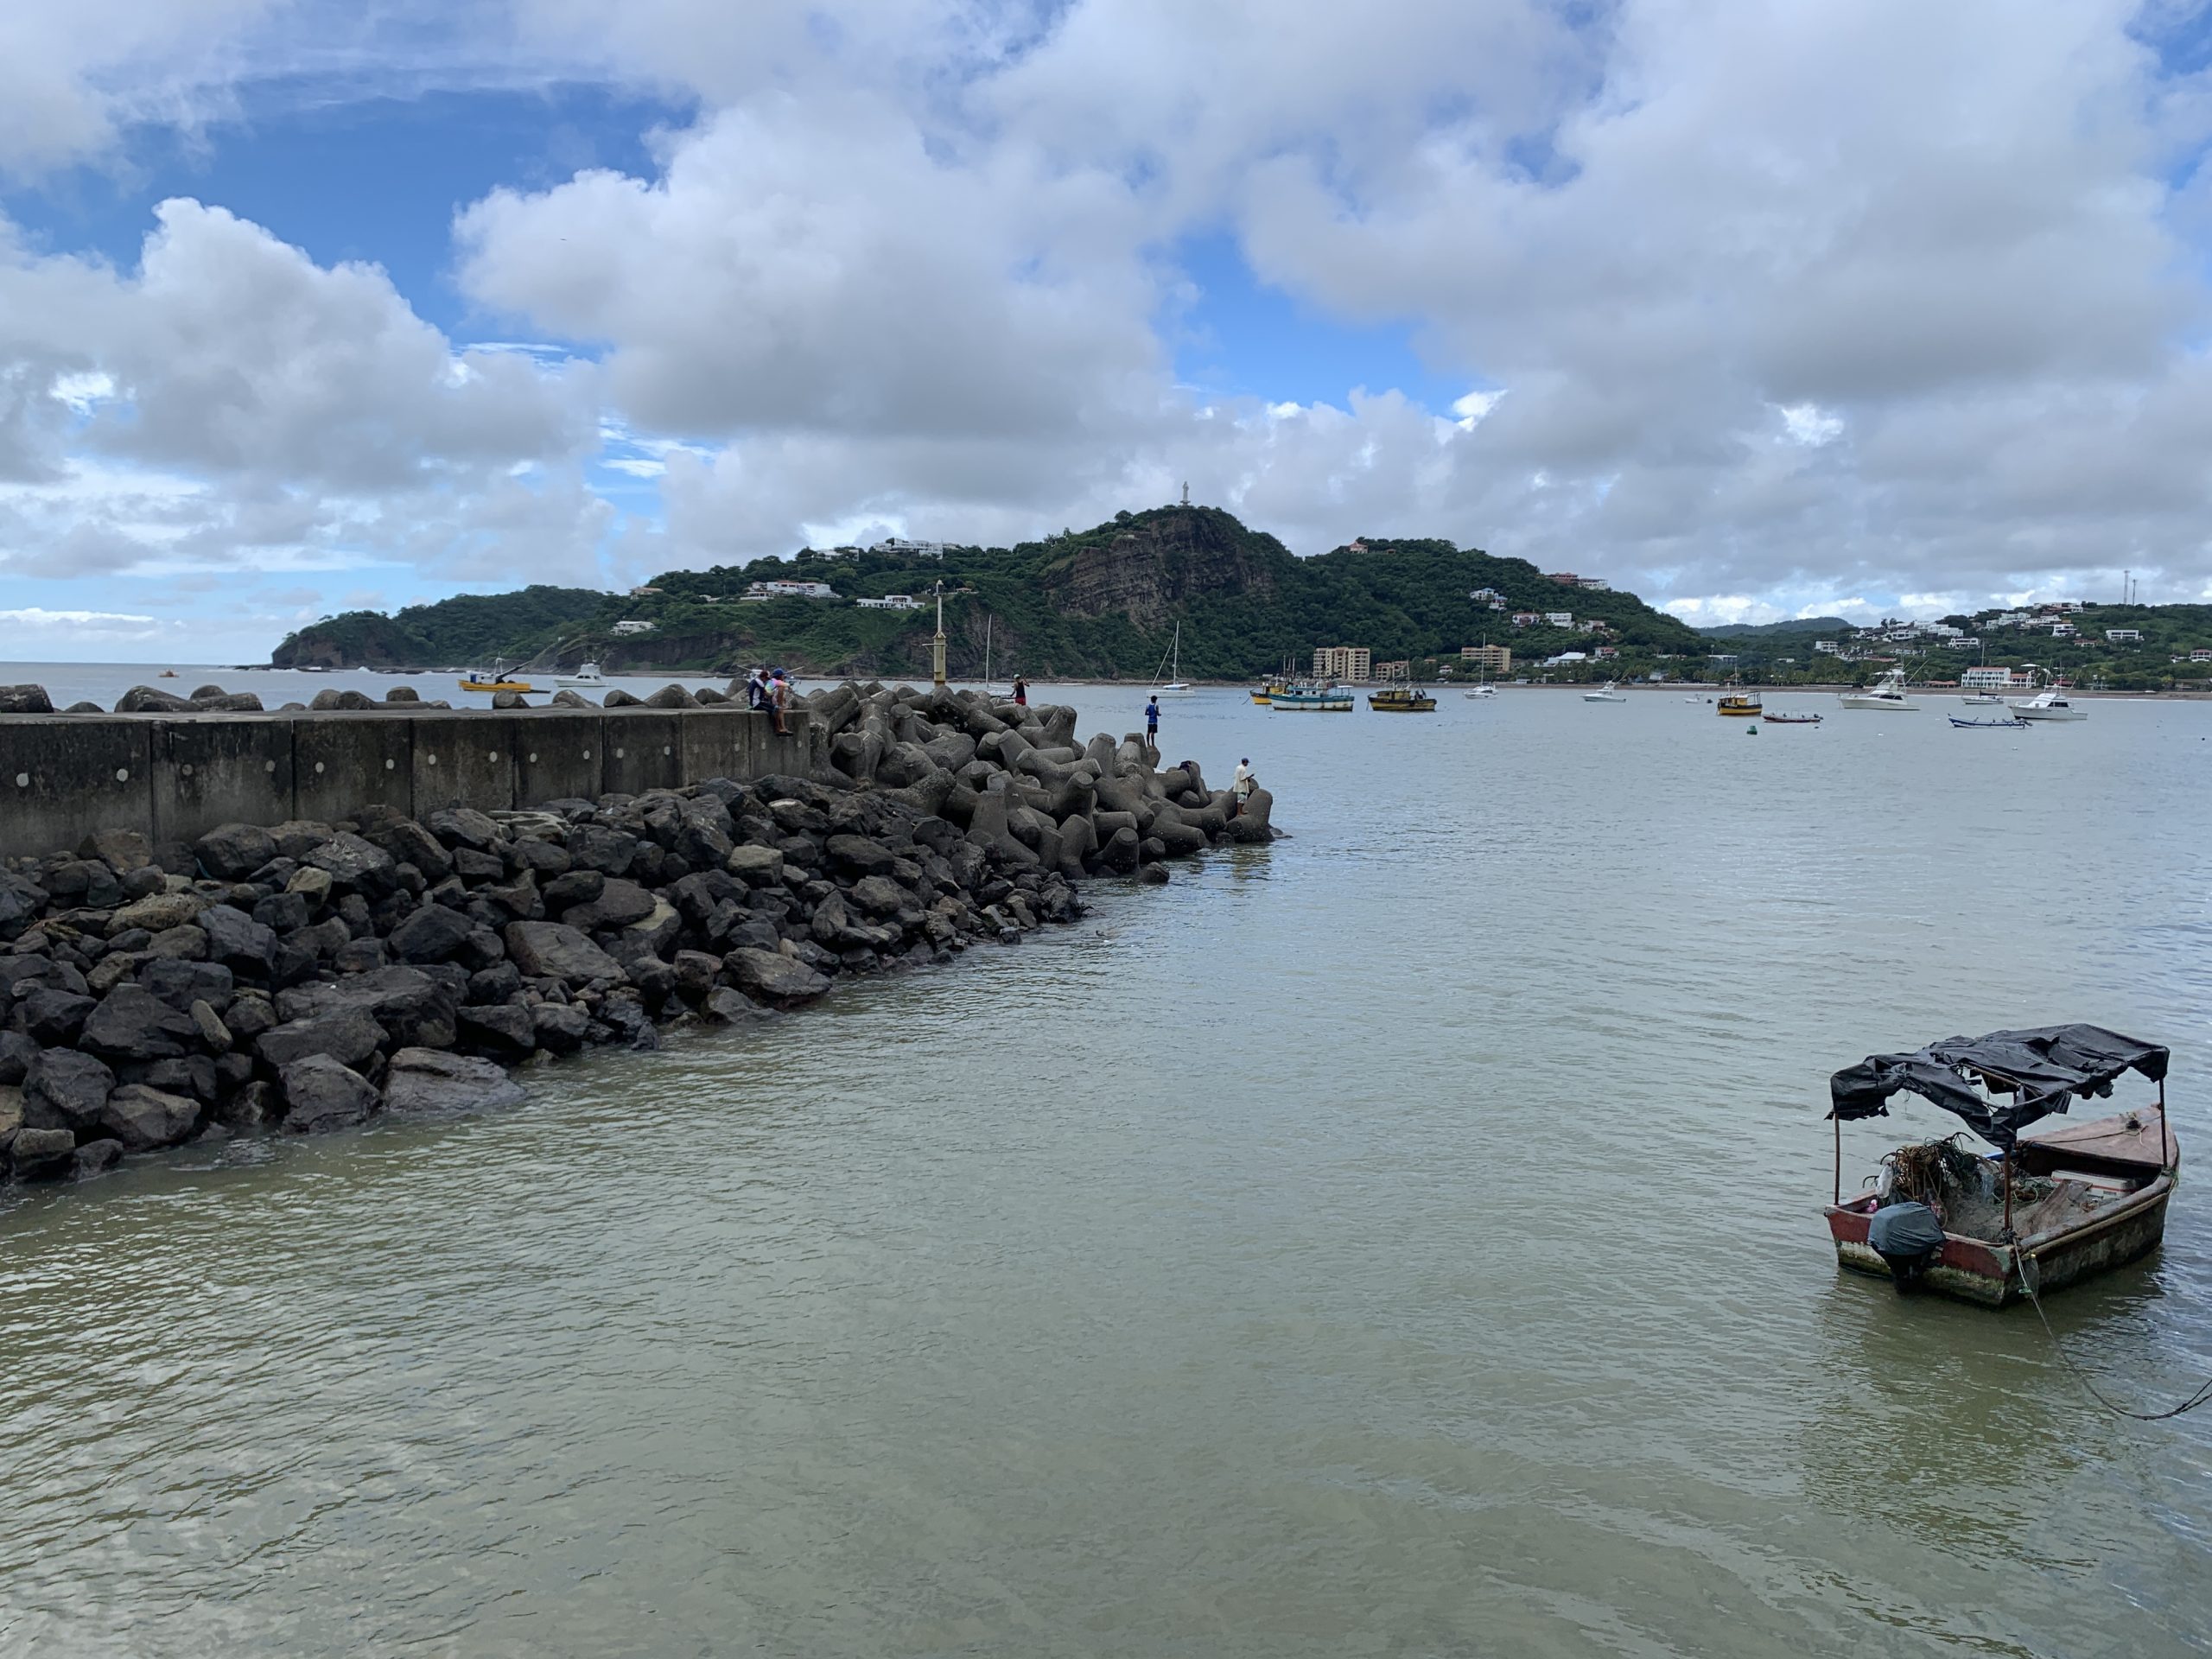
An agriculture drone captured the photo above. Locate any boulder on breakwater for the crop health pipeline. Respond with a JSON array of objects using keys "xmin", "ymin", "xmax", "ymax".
[{"xmin": 0, "ymin": 679, "xmax": 1275, "ymax": 1185}]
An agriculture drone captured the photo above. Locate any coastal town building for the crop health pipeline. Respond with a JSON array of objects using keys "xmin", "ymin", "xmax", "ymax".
[
  {"xmin": 1542, "ymin": 651, "xmax": 1589, "ymax": 666},
  {"xmin": 611, "ymin": 620, "xmax": 655, "ymax": 635},
  {"xmin": 743, "ymin": 580, "xmax": 839, "ymax": 601},
  {"xmin": 855, "ymin": 594, "xmax": 924, "ymax": 611},
  {"xmin": 2050, "ymin": 622, "xmax": 2077, "ymax": 638},
  {"xmin": 1459, "ymin": 644, "xmax": 1513, "ymax": 674},
  {"xmin": 2193, "ymin": 649, "xmax": 2212, "ymax": 663},
  {"xmin": 871, "ymin": 537, "xmax": 949, "ymax": 559},
  {"xmin": 627, "ymin": 585, "xmax": 664, "ymax": 596},
  {"xmin": 1469, "ymin": 587, "xmax": 1506, "ymax": 607},
  {"xmin": 1510, "ymin": 612, "xmax": 1543, "ymax": 628},
  {"xmin": 1312, "ymin": 645, "xmax": 1372, "ymax": 682},
  {"xmin": 2106, "ymin": 628, "xmax": 2142, "ymax": 642},
  {"xmin": 1545, "ymin": 611, "xmax": 1573, "ymax": 627},
  {"xmin": 1374, "ymin": 659, "xmax": 1412, "ymax": 682},
  {"xmin": 1960, "ymin": 666, "xmax": 2014, "ymax": 690},
  {"xmin": 1813, "ymin": 640, "xmax": 1840, "ymax": 655}
]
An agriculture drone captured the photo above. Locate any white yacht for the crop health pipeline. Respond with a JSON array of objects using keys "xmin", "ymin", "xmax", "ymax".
[
  {"xmin": 1464, "ymin": 683, "xmax": 1497, "ymax": 699},
  {"xmin": 556, "ymin": 662, "xmax": 608, "ymax": 690},
  {"xmin": 1838, "ymin": 668, "xmax": 1917, "ymax": 711},
  {"xmin": 2010, "ymin": 687, "xmax": 2088, "ymax": 721},
  {"xmin": 1961, "ymin": 692, "xmax": 2007, "ymax": 705},
  {"xmin": 1582, "ymin": 681, "xmax": 1628, "ymax": 702}
]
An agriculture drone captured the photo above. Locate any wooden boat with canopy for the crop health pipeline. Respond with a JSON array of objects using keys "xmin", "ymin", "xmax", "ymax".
[{"xmin": 1822, "ymin": 1025, "xmax": 2179, "ymax": 1307}]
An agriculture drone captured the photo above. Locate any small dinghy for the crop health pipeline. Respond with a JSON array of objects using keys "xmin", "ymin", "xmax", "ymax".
[
  {"xmin": 1823, "ymin": 1025, "xmax": 2178, "ymax": 1307},
  {"xmin": 1762, "ymin": 712, "xmax": 1821, "ymax": 725},
  {"xmin": 1949, "ymin": 715, "xmax": 2029, "ymax": 729}
]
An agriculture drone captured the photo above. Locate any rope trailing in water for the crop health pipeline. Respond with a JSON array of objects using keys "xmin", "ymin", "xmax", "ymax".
[{"xmin": 2019, "ymin": 1252, "xmax": 2212, "ymax": 1421}]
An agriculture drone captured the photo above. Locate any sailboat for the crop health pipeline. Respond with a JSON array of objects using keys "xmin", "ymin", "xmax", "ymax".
[
  {"xmin": 1464, "ymin": 639, "xmax": 1498, "ymax": 698},
  {"xmin": 1961, "ymin": 640, "xmax": 2006, "ymax": 703},
  {"xmin": 980, "ymin": 615, "xmax": 1010, "ymax": 697},
  {"xmin": 1153, "ymin": 621, "xmax": 1194, "ymax": 696}
]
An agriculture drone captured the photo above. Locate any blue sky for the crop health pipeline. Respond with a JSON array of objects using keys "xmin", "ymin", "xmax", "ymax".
[{"xmin": 3, "ymin": 1, "xmax": 2209, "ymax": 661}]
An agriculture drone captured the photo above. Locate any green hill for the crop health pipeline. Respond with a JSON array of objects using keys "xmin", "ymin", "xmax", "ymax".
[{"xmin": 266, "ymin": 506, "xmax": 1709, "ymax": 679}]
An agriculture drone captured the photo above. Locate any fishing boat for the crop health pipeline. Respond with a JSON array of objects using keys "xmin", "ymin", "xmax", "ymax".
[
  {"xmin": 556, "ymin": 662, "xmax": 608, "ymax": 690},
  {"xmin": 1152, "ymin": 622, "xmax": 1194, "ymax": 696},
  {"xmin": 2011, "ymin": 687, "xmax": 2088, "ymax": 722},
  {"xmin": 1270, "ymin": 683, "xmax": 1354, "ymax": 712},
  {"xmin": 1582, "ymin": 681, "xmax": 1628, "ymax": 702},
  {"xmin": 1949, "ymin": 715, "xmax": 2029, "ymax": 729},
  {"xmin": 1464, "ymin": 683, "xmax": 1497, "ymax": 699},
  {"xmin": 1763, "ymin": 711, "xmax": 1822, "ymax": 725},
  {"xmin": 1961, "ymin": 692, "xmax": 2008, "ymax": 705},
  {"xmin": 1822, "ymin": 1025, "xmax": 2178, "ymax": 1307},
  {"xmin": 1368, "ymin": 686, "xmax": 1437, "ymax": 713},
  {"xmin": 1717, "ymin": 692, "xmax": 1762, "ymax": 716},
  {"xmin": 1838, "ymin": 667, "xmax": 1916, "ymax": 711},
  {"xmin": 460, "ymin": 659, "xmax": 533, "ymax": 694}
]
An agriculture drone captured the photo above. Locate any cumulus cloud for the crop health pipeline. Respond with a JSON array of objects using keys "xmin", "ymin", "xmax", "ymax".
[{"xmin": 10, "ymin": 0, "xmax": 2212, "ymax": 628}]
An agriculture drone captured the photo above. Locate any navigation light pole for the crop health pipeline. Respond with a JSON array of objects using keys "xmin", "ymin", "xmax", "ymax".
[{"xmin": 931, "ymin": 581, "xmax": 948, "ymax": 690}]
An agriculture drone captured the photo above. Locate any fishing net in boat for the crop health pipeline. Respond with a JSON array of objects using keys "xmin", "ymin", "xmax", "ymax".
[{"xmin": 1878, "ymin": 1135, "xmax": 2119, "ymax": 1243}]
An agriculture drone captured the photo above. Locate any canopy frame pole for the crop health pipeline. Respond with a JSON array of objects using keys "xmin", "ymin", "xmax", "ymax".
[
  {"xmin": 2159, "ymin": 1077, "xmax": 2171, "ymax": 1169},
  {"xmin": 1832, "ymin": 1116, "xmax": 1841, "ymax": 1206},
  {"xmin": 2001, "ymin": 1145, "xmax": 2014, "ymax": 1243}
]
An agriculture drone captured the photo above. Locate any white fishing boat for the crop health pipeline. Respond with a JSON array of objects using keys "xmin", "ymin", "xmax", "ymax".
[
  {"xmin": 1464, "ymin": 683, "xmax": 1497, "ymax": 699},
  {"xmin": 1961, "ymin": 692, "xmax": 2007, "ymax": 705},
  {"xmin": 2010, "ymin": 687, "xmax": 2088, "ymax": 721},
  {"xmin": 1582, "ymin": 681, "xmax": 1628, "ymax": 702},
  {"xmin": 556, "ymin": 661, "xmax": 607, "ymax": 689},
  {"xmin": 1153, "ymin": 622, "xmax": 1194, "ymax": 696},
  {"xmin": 1838, "ymin": 668, "xmax": 1917, "ymax": 711}
]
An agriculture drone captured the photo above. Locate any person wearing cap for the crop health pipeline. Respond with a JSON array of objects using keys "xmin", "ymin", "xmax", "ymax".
[{"xmin": 1232, "ymin": 758, "xmax": 1254, "ymax": 816}]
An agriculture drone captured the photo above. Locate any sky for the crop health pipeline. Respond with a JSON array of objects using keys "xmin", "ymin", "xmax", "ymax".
[{"xmin": 5, "ymin": 2, "xmax": 2212, "ymax": 661}]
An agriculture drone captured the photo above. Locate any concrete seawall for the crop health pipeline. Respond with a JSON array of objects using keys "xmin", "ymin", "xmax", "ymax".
[{"xmin": 0, "ymin": 708, "xmax": 814, "ymax": 860}]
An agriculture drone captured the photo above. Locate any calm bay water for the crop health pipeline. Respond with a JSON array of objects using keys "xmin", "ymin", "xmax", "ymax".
[{"xmin": 3, "ymin": 685, "xmax": 2209, "ymax": 1656}]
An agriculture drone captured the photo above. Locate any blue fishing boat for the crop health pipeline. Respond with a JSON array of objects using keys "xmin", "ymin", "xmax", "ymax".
[{"xmin": 1269, "ymin": 683, "xmax": 1354, "ymax": 712}]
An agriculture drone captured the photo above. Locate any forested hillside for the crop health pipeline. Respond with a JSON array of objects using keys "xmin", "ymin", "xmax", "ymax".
[{"xmin": 267, "ymin": 505, "xmax": 1705, "ymax": 680}]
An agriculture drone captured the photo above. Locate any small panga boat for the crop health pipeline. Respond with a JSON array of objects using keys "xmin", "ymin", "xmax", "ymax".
[
  {"xmin": 1763, "ymin": 711, "xmax": 1821, "ymax": 725},
  {"xmin": 460, "ymin": 658, "xmax": 533, "ymax": 694},
  {"xmin": 1949, "ymin": 715, "xmax": 2029, "ymax": 729},
  {"xmin": 1367, "ymin": 686, "xmax": 1437, "ymax": 712},
  {"xmin": 1823, "ymin": 1024, "xmax": 2178, "ymax": 1307}
]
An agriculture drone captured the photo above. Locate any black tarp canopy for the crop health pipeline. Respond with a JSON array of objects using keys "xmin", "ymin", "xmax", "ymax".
[{"xmin": 1828, "ymin": 1024, "xmax": 2169, "ymax": 1149}]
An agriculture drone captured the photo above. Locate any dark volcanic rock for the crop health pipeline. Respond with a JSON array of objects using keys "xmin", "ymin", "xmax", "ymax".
[
  {"xmin": 503, "ymin": 921, "xmax": 622, "ymax": 987},
  {"xmin": 195, "ymin": 823, "xmax": 277, "ymax": 880},
  {"xmin": 199, "ymin": 904, "xmax": 278, "ymax": 974},
  {"xmin": 0, "ymin": 683, "xmax": 55, "ymax": 714},
  {"xmin": 456, "ymin": 1003, "xmax": 537, "ymax": 1056},
  {"xmin": 383, "ymin": 1047, "xmax": 525, "ymax": 1115},
  {"xmin": 306, "ymin": 832, "xmax": 399, "ymax": 897},
  {"xmin": 278, "ymin": 966, "xmax": 456, "ymax": 1051},
  {"xmin": 563, "ymin": 879, "xmax": 656, "ymax": 931},
  {"xmin": 388, "ymin": 903, "xmax": 475, "ymax": 964},
  {"xmin": 97, "ymin": 1084, "xmax": 201, "ymax": 1151},
  {"xmin": 80, "ymin": 985, "xmax": 196, "ymax": 1062},
  {"xmin": 725, "ymin": 947, "xmax": 831, "ymax": 1007},
  {"xmin": 279, "ymin": 1056, "xmax": 378, "ymax": 1133},
  {"xmin": 17, "ymin": 988, "xmax": 95, "ymax": 1046},
  {"xmin": 10, "ymin": 1126, "xmax": 78, "ymax": 1179},
  {"xmin": 256, "ymin": 1007, "xmax": 387, "ymax": 1071},
  {"xmin": 530, "ymin": 1002, "xmax": 592, "ymax": 1053},
  {"xmin": 24, "ymin": 1049, "xmax": 116, "ymax": 1134}
]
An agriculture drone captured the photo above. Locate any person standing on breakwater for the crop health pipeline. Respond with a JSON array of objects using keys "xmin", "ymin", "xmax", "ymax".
[
  {"xmin": 1013, "ymin": 675, "xmax": 1028, "ymax": 706},
  {"xmin": 769, "ymin": 673, "xmax": 791, "ymax": 736},
  {"xmin": 1232, "ymin": 758, "xmax": 1253, "ymax": 816},
  {"xmin": 1145, "ymin": 695, "xmax": 1160, "ymax": 753}
]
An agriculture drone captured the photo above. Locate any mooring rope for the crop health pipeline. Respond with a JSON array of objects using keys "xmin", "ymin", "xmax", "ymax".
[{"xmin": 2019, "ymin": 1252, "xmax": 2212, "ymax": 1421}]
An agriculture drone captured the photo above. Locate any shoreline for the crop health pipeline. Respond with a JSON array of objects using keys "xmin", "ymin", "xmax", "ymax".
[{"xmin": 1, "ymin": 680, "xmax": 1275, "ymax": 1189}]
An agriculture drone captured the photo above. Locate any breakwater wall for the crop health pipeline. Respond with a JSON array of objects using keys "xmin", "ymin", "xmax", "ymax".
[{"xmin": 0, "ymin": 708, "xmax": 813, "ymax": 861}]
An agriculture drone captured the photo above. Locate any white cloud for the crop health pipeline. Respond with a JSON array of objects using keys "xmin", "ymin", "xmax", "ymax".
[{"xmin": 8, "ymin": 0, "xmax": 2212, "ymax": 630}]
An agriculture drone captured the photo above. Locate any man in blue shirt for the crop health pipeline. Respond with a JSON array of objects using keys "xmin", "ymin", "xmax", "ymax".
[{"xmin": 1144, "ymin": 695, "xmax": 1160, "ymax": 753}]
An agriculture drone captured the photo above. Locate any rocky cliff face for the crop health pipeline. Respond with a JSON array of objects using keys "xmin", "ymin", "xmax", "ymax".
[{"xmin": 1041, "ymin": 508, "xmax": 1281, "ymax": 630}]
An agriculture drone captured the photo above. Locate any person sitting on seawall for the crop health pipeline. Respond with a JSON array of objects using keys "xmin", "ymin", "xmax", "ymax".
[
  {"xmin": 1231, "ymin": 758, "xmax": 1254, "ymax": 817},
  {"xmin": 1012, "ymin": 674, "xmax": 1027, "ymax": 707},
  {"xmin": 745, "ymin": 669, "xmax": 766, "ymax": 711},
  {"xmin": 768, "ymin": 673, "xmax": 791, "ymax": 737}
]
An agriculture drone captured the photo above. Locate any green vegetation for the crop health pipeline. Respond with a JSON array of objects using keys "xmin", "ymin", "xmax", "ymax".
[
  {"xmin": 264, "ymin": 507, "xmax": 2212, "ymax": 689},
  {"xmin": 265, "ymin": 506, "xmax": 1706, "ymax": 681},
  {"xmin": 272, "ymin": 586, "xmax": 607, "ymax": 669}
]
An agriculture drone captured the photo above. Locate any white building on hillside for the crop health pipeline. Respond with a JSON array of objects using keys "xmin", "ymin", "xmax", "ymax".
[{"xmin": 856, "ymin": 594, "xmax": 923, "ymax": 611}]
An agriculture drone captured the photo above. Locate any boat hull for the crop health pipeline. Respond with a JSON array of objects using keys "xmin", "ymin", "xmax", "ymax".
[
  {"xmin": 1838, "ymin": 695, "xmax": 1916, "ymax": 711},
  {"xmin": 1824, "ymin": 1110, "xmax": 2177, "ymax": 1307},
  {"xmin": 2013, "ymin": 708, "xmax": 2087, "ymax": 721}
]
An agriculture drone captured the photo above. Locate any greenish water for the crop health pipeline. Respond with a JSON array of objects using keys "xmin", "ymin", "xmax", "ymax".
[{"xmin": 3, "ymin": 687, "xmax": 2209, "ymax": 1656}]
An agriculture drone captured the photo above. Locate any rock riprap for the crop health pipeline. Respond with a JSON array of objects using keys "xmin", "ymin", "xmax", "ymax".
[{"xmin": 0, "ymin": 680, "xmax": 1274, "ymax": 1185}]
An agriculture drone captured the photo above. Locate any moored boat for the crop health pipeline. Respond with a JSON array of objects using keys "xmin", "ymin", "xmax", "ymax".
[
  {"xmin": 1270, "ymin": 683, "xmax": 1354, "ymax": 712},
  {"xmin": 1839, "ymin": 667, "xmax": 1916, "ymax": 711},
  {"xmin": 1763, "ymin": 711, "xmax": 1821, "ymax": 724},
  {"xmin": 556, "ymin": 661, "xmax": 608, "ymax": 690},
  {"xmin": 1822, "ymin": 1025, "xmax": 2178, "ymax": 1307},
  {"xmin": 1368, "ymin": 686, "xmax": 1437, "ymax": 712},
  {"xmin": 1717, "ymin": 692, "xmax": 1762, "ymax": 716},
  {"xmin": 1582, "ymin": 681, "xmax": 1628, "ymax": 702},
  {"xmin": 1949, "ymin": 715, "xmax": 2029, "ymax": 729},
  {"xmin": 2011, "ymin": 687, "xmax": 2088, "ymax": 721},
  {"xmin": 1464, "ymin": 683, "xmax": 1497, "ymax": 699},
  {"xmin": 460, "ymin": 658, "xmax": 533, "ymax": 694}
]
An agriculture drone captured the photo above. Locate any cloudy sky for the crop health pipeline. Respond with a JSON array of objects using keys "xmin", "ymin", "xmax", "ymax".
[{"xmin": 3, "ymin": 1, "xmax": 2211, "ymax": 660}]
